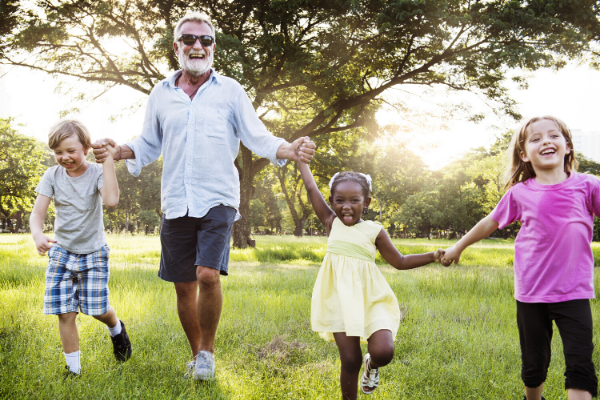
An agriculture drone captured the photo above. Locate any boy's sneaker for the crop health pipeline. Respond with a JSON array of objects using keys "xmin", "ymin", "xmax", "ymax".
[
  {"xmin": 63, "ymin": 365, "xmax": 80, "ymax": 380},
  {"xmin": 522, "ymin": 397, "xmax": 546, "ymax": 400},
  {"xmin": 110, "ymin": 320, "xmax": 132, "ymax": 361},
  {"xmin": 193, "ymin": 350, "xmax": 215, "ymax": 380}
]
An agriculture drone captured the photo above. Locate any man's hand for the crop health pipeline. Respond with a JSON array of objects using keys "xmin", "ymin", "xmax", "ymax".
[
  {"xmin": 441, "ymin": 246, "xmax": 461, "ymax": 266},
  {"xmin": 33, "ymin": 233, "xmax": 56, "ymax": 256},
  {"xmin": 290, "ymin": 137, "xmax": 316, "ymax": 163},
  {"xmin": 91, "ymin": 138, "xmax": 118, "ymax": 163}
]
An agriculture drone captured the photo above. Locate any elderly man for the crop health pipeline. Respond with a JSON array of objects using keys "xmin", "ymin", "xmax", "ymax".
[{"xmin": 92, "ymin": 11, "xmax": 315, "ymax": 380}]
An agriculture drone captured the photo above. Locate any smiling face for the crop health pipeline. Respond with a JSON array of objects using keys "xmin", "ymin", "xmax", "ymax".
[
  {"xmin": 520, "ymin": 119, "xmax": 571, "ymax": 174},
  {"xmin": 329, "ymin": 181, "xmax": 371, "ymax": 226},
  {"xmin": 174, "ymin": 21, "xmax": 215, "ymax": 77},
  {"xmin": 53, "ymin": 135, "xmax": 89, "ymax": 177}
]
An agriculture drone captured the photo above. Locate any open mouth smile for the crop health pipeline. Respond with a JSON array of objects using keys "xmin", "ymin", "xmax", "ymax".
[{"xmin": 540, "ymin": 148, "xmax": 556, "ymax": 156}]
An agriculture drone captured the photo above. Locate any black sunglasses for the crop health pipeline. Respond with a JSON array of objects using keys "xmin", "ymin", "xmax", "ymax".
[{"xmin": 177, "ymin": 34, "xmax": 214, "ymax": 47}]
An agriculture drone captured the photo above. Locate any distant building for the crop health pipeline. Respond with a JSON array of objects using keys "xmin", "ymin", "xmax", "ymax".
[{"xmin": 572, "ymin": 129, "xmax": 600, "ymax": 163}]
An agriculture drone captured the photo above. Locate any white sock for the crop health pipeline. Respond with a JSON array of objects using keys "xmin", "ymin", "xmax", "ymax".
[
  {"xmin": 64, "ymin": 351, "xmax": 81, "ymax": 374},
  {"xmin": 107, "ymin": 320, "xmax": 122, "ymax": 337}
]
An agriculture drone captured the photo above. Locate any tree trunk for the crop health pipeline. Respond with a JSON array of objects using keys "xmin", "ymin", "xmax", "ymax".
[
  {"xmin": 15, "ymin": 211, "xmax": 22, "ymax": 231},
  {"xmin": 293, "ymin": 215, "xmax": 309, "ymax": 237},
  {"xmin": 232, "ymin": 144, "xmax": 254, "ymax": 248}
]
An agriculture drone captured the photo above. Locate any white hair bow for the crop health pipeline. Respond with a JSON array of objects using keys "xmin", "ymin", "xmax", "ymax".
[
  {"xmin": 328, "ymin": 172, "xmax": 372, "ymax": 192},
  {"xmin": 328, "ymin": 172, "xmax": 340, "ymax": 190}
]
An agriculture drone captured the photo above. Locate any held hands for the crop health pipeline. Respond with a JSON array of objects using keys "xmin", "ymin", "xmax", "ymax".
[
  {"xmin": 440, "ymin": 246, "xmax": 461, "ymax": 266},
  {"xmin": 103, "ymin": 143, "xmax": 118, "ymax": 160},
  {"xmin": 33, "ymin": 233, "xmax": 57, "ymax": 256},
  {"xmin": 91, "ymin": 138, "xmax": 118, "ymax": 163},
  {"xmin": 291, "ymin": 136, "xmax": 316, "ymax": 163},
  {"xmin": 433, "ymin": 249, "xmax": 446, "ymax": 264}
]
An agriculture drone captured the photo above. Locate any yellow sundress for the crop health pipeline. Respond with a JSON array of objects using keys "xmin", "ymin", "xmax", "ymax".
[{"xmin": 311, "ymin": 217, "xmax": 401, "ymax": 343}]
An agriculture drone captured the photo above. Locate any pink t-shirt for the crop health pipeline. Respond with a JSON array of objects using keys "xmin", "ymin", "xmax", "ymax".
[{"xmin": 490, "ymin": 172, "xmax": 600, "ymax": 303}]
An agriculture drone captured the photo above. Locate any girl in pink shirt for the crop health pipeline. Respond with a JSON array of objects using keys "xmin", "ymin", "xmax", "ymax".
[{"xmin": 443, "ymin": 116, "xmax": 599, "ymax": 400}]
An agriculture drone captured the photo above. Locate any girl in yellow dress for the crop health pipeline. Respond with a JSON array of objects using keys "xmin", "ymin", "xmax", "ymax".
[{"xmin": 298, "ymin": 161, "xmax": 445, "ymax": 400}]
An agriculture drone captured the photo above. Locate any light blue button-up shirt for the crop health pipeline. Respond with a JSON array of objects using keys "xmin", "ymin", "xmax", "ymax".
[{"xmin": 125, "ymin": 69, "xmax": 286, "ymax": 220}]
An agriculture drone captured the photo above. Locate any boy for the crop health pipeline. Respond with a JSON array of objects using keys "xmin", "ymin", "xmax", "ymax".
[{"xmin": 30, "ymin": 119, "xmax": 132, "ymax": 378}]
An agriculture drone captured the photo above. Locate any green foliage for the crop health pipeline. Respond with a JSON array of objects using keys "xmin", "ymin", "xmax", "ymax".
[
  {"xmin": 249, "ymin": 198, "xmax": 267, "ymax": 230},
  {"xmin": 399, "ymin": 191, "xmax": 443, "ymax": 238},
  {"xmin": 105, "ymin": 158, "xmax": 163, "ymax": 233},
  {"xmin": 0, "ymin": 118, "xmax": 47, "ymax": 223}
]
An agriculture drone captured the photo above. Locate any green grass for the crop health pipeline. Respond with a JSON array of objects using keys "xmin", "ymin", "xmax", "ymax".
[{"xmin": 1, "ymin": 233, "xmax": 600, "ymax": 399}]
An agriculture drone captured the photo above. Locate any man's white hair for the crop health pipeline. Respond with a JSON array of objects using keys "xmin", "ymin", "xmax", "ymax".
[{"xmin": 173, "ymin": 11, "xmax": 216, "ymax": 43}]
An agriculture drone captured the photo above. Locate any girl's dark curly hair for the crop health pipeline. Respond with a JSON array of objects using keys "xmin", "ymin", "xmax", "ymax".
[{"xmin": 330, "ymin": 172, "xmax": 371, "ymax": 198}]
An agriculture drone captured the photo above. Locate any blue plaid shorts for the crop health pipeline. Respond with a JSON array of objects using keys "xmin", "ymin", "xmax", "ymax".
[{"xmin": 43, "ymin": 244, "xmax": 110, "ymax": 316}]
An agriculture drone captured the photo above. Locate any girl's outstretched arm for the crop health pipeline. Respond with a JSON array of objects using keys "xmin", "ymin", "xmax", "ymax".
[
  {"xmin": 376, "ymin": 228, "xmax": 444, "ymax": 270},
  {"xmin": 297, "ymin": 161, "xmax": 336, "ymax": 232},
  {"xmin": 442, "ymin": 215, "xmax": 499, "ymax": 265}
]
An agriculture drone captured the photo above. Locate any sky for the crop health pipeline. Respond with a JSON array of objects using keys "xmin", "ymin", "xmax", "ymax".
[{"xmin": 2, "ymin": 63, "xmax": 600, "ymax": 170}]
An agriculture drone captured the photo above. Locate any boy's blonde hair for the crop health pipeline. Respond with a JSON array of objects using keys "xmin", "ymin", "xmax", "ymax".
[
  {"xmin": 48, "ymin": 119, "xmax": 92, "ymax": 150},
  {"xmin": 505, "ymin": 115, "xmax": 578, "ymax": 189}
]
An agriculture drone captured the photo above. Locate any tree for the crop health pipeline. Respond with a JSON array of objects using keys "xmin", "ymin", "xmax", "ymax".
[
  {"xmin": 5, "ymin": 0, "xmax": 600, "ymax": 246},
  {"xmin": 249, "ymin": 198, "xmax": 267, "ymax": 232},
  {"xmin": 398, "ymin": 191, "xmax": 442, "ymax": 239},
  {"xmin": 0, "ymin": 118, "xmax": 47, "ymax": 231},
  {"xmin": 105, "ymin": 157, "xmax": 162, "ymax": 233},
  {"xmin": 252, "ymin": 171, "xmax": 283, "ymax": 233}
]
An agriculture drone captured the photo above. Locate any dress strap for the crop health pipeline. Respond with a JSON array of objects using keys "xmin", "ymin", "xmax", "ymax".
[{"xmin": 327, "ymin": 240, "xmax": 376, "ymax": 262}]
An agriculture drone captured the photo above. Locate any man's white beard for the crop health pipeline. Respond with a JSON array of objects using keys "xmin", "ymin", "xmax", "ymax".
[{"xmin": 178, "ymin": 47, "xmax": 213, "ymax": 77}]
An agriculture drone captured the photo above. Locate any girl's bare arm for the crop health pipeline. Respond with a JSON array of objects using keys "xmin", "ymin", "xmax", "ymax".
[
  {"xmin": 376, "ymin": 228, "xmax": 444, "ymax": 270},
  {"xmin": 297, "ymin": 161, "xmax": 336, "ymax": 232},
  {"xmin": 442, "ymin": 215, "xmax": 499, "ymax": 264}
]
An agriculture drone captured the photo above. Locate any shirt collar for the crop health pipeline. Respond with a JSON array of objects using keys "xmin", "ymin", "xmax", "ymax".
[{"xmin": 165, "ymin": 68, "xmax": 221, "ymax": 88}]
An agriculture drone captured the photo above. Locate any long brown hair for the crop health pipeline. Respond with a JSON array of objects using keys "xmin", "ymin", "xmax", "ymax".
[{"xmin": 504, "ymin": 116, "xmax": 578, "ymax": 189}]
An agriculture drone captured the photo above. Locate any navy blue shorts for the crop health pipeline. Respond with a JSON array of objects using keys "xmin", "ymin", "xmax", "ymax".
[{"xmin": 159, "ymin": 205, "xmax": 236, "ymax": 282}]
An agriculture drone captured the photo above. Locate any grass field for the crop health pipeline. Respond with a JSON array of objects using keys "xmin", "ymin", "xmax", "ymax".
[{"xmin": 1, "ymin": 233, "xmax": 600, "ymax": 399}]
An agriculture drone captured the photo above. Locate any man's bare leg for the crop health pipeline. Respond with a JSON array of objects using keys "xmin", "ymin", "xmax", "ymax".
[
  {"xmin": 196, "ymin": 266, "xmax": 222, "ymax": 354},
  {"xmin": 174, "ymin": 281, "xmax": 201, "ymax": 358}
]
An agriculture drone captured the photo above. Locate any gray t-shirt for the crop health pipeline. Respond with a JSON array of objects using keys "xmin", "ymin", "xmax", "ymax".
[{"xmin": 36, "ymin": 164, "xmax": 106, "ymax": 254}]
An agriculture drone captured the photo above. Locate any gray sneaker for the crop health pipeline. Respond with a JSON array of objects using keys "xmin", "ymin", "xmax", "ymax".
[
  {"xmin": 183, "ymin": 360, "xmax": 195, "ymax": 379},
  {"xmin": 193, "ymin": 350, "xmax": 215, "ymax": 380}
]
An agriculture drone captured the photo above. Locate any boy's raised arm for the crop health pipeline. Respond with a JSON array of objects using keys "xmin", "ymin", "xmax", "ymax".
[
  {"xmin": 99, "ymin": 144, "xmax": 119, "ymax": 208},
  {"xmin": 297, "ymin": 161, "xmax": 336, "ymax": 232},
  {"xmin": 442, "ymin": 215, "xmax": 499, "ymax": 265},
  {"xmin": 30, "ymin": 194, "xmax": 56, "ymax": 256}
]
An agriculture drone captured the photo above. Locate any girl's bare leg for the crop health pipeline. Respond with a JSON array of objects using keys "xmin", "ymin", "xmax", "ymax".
[
  {"xmin": 333, "ymin": 333, "xmax": 363, "ymax": 400},
  {"xmin": 524, "ymin": 384, "xmax": 543, "ymax": 400},
  {"xmin": 567, "ymin": 388, "xmax": 592, "ymax": 400},
  {"xmin": 367, "ymin": 329, "xmax": 394, "ymax": 368}
]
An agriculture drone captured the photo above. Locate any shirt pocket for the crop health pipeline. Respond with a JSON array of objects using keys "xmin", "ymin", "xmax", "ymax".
[{"xmin": 204, "ymin": 107, "xmax": 230, "ymax": 145}]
